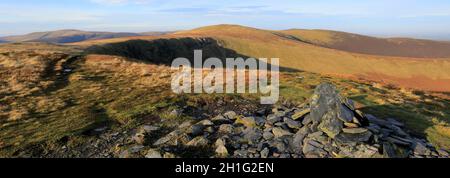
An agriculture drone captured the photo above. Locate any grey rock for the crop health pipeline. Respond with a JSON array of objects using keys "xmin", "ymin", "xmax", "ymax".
[
  {"xmin": 351, "ymin": 145, "xmax": 380, "ymax": 158},
  {"xmin": 186, "ymin": 136, "xmax": 209, "ymax": 147},
  {"xmin": 309, "ymin": 83, "xmax": 341, "ymax": 124},
  {"xmin": 291, "ymin": 108, "xmax": 310, "ymax": 120},
  {"xmin": 145, "ymin": 149, "xmax": 162, "ymax": 158},
  {"xmin": 302, "ymin": 114, "xmax": 313, "ymax": 125},
  {"xmin": 198, "ymin": 119, "xmax": 214, "ymax": 126},
  {"xmin": 386, "ymin": 137, "xmax": 411, "ymax": 146},
  {"xmin": 223, "ymin": 111, "xmax": 237, "ymax": 120},
  {"xmin": 342, "ymin": 98, "xmax": 355, "ymax": 111},
  {"xmin": 318, "ymin": 112, "xmax": 343, "ymax": 138},
  {"xmin": 129, "ymin": 145, "xmax": 145, "ymax": 153},
  {"xmin": 163, "ymin": 152, "xmax": 176, "ymax": 158},
  {"xmin": 215, "ymin": 138, "xmax": 229, "ymax": 157},
  {"xmin": 344, "ymin": 122, "xmax": 360, "ymax": 128},
  {"xmin": 142, "ymin": 125, "xmax": 160, "ymax": 133},
  {"xmin": 267, "ymin": 114, "xmax": 282, "ymax": 125},
  {"xmin": 273, "ymin": 140, "xmax": 287, "ymax": 153},
  {"xmin": 211, "ymin": 115, "xmax": 230, "ymax": 124},
  {"xmin": 335, "ymin": 131, "xmax": 372, "ymax": 144},
  {"xmin": 118, "ymin": 150, "xmax": 130, "ymax": 158},
  {"xmin": 242, "ymin": 127, "xmax": 263, "ymax": 144},
  {"xmin": 303, "ymin": 139, "xmax": 324, "ymax": 155},
  {"xmin": 272, "ymin": 127, "xmax": 293, "ymax": 138},
  {"xmin": 366, "ymin": 114, "xmax": 390, "ymax": 127},
  {"xmin": 342, "ymin": 128, "xmax": 369, "ymax": 134},
  {"xmin": 337, "ymin": 105, "xmax": 354, "ymax": 123},
  {"xmin": 131, "ymin": 133, "xmax": 146, "ymax": 144},
  {"xmin": 261, "ymin": 147, "xmax": 270, "ymax": 158},
  {"xmin": 387, "ymin": 118, "xmax": 404, "ymax": 127},
  {"xmin": 388, "ymin": 125, "xmax": 408, "ymax": 137},
  {"xmin": 284, "ymin": 117, "xmax": 302, "ymax": 129},
  {"xmin": 263, "ymin": 131, "xmax": 275, "ymax": 140},
  {"xmin": 382, "ymin": 142, "xmax": 398, "ymax": 158},
  {"xmin": 437, "ymin": 149, "xmax": 449, "ymax": 157},
  {"xmin": 187, "ymin": 124, "xmax": 205, "ymax": 136},
  {"xmin": 218, "ymin": 124, "xmax": 234, "ymax": 134},
  {"xmin": 153, "ymin": 130, "xmax": 182, "ymax": 146},
  {"xmin": 254, "ymin": 117, "xmax": 266, "ymax": 126},
  {"xmin": 234, "ymin": 150, "xmax": 248, "ymax": 158},
  {"xmin": 178, "ymin": 121, "xmax": 193, "ymax": 129},
  {"xmin": 291, "ymin": 128, "xmax": 310, "ymax": 152},
  {"xmin": 367, "ymin": 123, "xmax": 381, "ymax": 133},
  {"xmin": 413, "ymin": 141, "xmax": 431, "ymax": 155}
]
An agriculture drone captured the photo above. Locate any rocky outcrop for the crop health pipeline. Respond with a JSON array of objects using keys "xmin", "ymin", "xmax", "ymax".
[{"xmin": 119, "ymin": 83, "xmax": 448, "ymax": 158}]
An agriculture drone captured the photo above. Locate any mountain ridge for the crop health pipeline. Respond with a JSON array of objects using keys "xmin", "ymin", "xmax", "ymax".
[
  {"xmin": 0, "ymin": 29, "xmax": 172, "ymax": 44},
  {"xmin": 280, "ymin": 29, "xmax": 450, "ymax": 58}
]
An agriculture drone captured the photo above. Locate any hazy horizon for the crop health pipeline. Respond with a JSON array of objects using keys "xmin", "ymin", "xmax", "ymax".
[{"xmin": 1, "ymin": 0, "xmax": 450, "ymax": 40}]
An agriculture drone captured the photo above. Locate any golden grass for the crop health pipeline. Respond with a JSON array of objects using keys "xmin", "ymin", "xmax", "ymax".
[{"xmin": 281, "ymin": 29, "xmax": 343, "ymax": 45}]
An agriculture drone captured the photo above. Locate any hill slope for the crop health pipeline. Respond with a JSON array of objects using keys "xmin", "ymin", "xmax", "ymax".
[
  {"xmin": 76, "ymin": 24, "xmax": 450, "ymax": 92},
  {"xmin": 0, "ymin": 30, "xmax": 143, "ymax": 43},
  {"xmin": 176, "ymin": 25, "xmax": 450, "ymax": 91},
  {"xmin": 280, "ymin": 29, "xmax": 450, "ymax": 58}
]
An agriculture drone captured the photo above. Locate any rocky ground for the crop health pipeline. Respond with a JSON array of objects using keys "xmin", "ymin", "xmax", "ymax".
[{"xmin": 16, "ymin": 83, "xmax": 448, "ymax": 158}]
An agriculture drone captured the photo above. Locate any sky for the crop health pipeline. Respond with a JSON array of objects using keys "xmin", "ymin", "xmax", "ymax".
[{"xmin": 1, "ymin": 0, "xmax": 450, "ymax": 39}]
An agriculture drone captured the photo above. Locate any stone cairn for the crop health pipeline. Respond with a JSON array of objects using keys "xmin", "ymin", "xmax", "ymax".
[{"xmin": 134, "ymin": 83, "xmax": 449, "ymax": 158}]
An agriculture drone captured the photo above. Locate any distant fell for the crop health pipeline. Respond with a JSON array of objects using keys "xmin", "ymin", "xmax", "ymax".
[
  {"xmin": 281, "ymin": 29, "xmax": 450, "ymax": 58},
  {"xmin": 0, "ymin": 30, "xmax": 169, "ymax": 44}
]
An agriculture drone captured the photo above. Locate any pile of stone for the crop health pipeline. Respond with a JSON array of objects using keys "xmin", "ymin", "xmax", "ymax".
[{"xmin": 129, "ymin": 83, "xmax": 449, "ymax": 158}]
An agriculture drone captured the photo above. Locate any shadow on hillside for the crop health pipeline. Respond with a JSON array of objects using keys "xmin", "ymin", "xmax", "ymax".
[
  {"xmin": 358, "ymin": 102, "xmax": 449, "ymax": 144},
  {"xmin": 85, "ymin": 38, "xmax": 300, "ymax": 72}
]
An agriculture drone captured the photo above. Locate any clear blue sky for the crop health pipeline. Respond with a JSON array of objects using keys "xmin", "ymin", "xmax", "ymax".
[{"xmin": 1, "ymin": 0, "xmax": 450, "ymax": 39}]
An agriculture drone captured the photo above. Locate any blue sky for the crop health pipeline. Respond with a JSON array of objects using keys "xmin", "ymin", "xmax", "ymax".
[{"xmin": 1, "ymin": 0, "xmax": 450, "ymax": 39}]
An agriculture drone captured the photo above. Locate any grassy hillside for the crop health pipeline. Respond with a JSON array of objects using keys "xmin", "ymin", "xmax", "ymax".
[
  {"xmin": 174, "ymin": 25, "xmax": 450, "ymax": 92},
  {"xmin": 75, "ymin": 24, "xmax": 450, "ymax": 92},
  {"xmin": 281, "ymin": 29, "xmax": 450, "ymax": 58}
]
